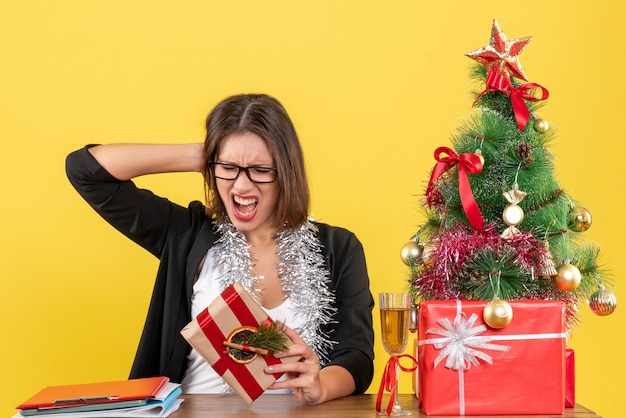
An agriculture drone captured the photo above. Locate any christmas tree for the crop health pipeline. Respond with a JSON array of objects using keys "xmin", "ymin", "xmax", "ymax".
[{"xmin": 403, "ymin": 20, "xmax": 617, "ymax": 329}]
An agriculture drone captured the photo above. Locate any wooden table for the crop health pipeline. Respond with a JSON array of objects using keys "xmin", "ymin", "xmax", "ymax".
[{"xmin": 173, "ymin": 394, "xmax": 600, "ymax": 417}]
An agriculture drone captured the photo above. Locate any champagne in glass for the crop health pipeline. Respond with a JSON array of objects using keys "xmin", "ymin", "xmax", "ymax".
[
  {"xmin": 380, "ymin": 306, "xmax": 410, "ymax": 355},
  {"xmin": 379, "ymin": 293, "xmax": 412, "ymax": 416}
]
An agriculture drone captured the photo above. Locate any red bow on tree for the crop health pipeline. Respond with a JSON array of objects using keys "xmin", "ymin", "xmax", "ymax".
[
  {"xmin": 477, "ymin": 68, "xmax": 549, "ymax": 132},
  {"xmin": 426, "ymin": 147, "xmax": 484, "ymax": 231}
]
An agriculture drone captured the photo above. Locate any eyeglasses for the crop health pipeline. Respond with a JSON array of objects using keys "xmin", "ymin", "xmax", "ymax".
[{"xmin": 209, "ymin": 162, "xmax": 278, "ymax": 184}]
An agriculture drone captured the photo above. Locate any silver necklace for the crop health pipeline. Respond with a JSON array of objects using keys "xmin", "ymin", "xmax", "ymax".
[{"xmin": 213, "ymin": 221, "xmax": 336, "ymax": 364}]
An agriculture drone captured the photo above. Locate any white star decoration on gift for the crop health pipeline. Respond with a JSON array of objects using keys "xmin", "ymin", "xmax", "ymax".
[{"xmin": 426, "ymin": 312, "xmax": 511, "ymax": 370}]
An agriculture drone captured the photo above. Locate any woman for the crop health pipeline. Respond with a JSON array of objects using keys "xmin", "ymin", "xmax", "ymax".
[{"xmin": 65, "ymin": 93, "xmax": 374, "ymax": 405}]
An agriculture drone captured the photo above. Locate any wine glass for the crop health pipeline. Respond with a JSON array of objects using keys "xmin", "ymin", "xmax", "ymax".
[{"xmin": 379, "ymin": 292, "xmax": 412, "ymax": 416}]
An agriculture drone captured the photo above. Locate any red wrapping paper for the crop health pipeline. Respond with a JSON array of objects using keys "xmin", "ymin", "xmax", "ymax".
[
  {"xmin": 180, "ymin": 282, "xmax": 300, "ymax": 403},
  {"xmin": 565, "ymin": 348, "xmax": 575, "ymax": 407},
  {"xmin": 412, "ymin": 338, "xmax": 418, "ymax": 394},
  {"xmin": 417, "ymin": 300, "xmax": 565, "ymax": 415}
]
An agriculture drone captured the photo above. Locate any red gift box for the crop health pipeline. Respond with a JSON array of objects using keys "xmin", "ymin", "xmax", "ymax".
[
  {"xmin": 417, "ymin": 300, "xmax": 566, "ymax": 415},
  {"xmin": 180, "ymin": 282, "xmax": 300, "ymax": 403},
  {"xmin": 565, "ymin": 348, "xmax": 575, "ymax": 407}
]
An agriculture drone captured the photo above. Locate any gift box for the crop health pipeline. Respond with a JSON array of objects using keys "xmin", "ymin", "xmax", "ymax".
[
  {"xmin": 565, "ymin": 347, "xmax": 575, "ymax": 407},
  {"xmin": 180, "ymin": 282, "xmax": 300, "ymax": 403},
  {"xmin": 417, "ymin": 300, "xmax": 566, "ymax": 415}
]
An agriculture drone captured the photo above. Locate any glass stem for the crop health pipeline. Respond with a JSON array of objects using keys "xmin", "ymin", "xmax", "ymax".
[{"xmin": 392, "ymin": 361, "xmax": 401, "ymax": 413}]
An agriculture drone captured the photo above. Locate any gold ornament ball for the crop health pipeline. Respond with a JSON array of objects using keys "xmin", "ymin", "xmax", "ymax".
[
  {"xmin": 400, "ymin": 241, "xmax": 423, "ymax": 266},
  {"xmin": 483, "ymin": 299, "xmax": 513, "ymax": 328},
  {"xmin": 554, "ymin": 263, "xmax": 582, "ymax": 291},
  {"xmin": 533, "ymin": 118, "xmax": 550, "ymax": 133},
  {"xmin": 568, "ymin": 206, "xmax": 592, "ymax": 232},
  {"xmin": 589, "ymin": 287, "xmax": 617, "ymax": 316},
  {"xmin": 474, "ymin": 151, "xmax": 485, "ymax": 167}
]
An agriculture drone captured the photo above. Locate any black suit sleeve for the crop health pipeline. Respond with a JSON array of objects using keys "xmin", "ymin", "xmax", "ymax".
[{"xmin": 318, "ymin": 224, "xmax": 375, "ymax": 394}]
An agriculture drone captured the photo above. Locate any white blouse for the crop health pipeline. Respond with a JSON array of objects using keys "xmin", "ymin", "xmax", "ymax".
[{"xmin": 180, "ymin": 247, "xmax": 305, "ymax": 394}]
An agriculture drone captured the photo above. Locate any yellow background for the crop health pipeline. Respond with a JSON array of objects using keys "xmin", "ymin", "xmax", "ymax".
[{"xmin": 1, "ymin": 1, "xmax": 624, "ymax": 417}]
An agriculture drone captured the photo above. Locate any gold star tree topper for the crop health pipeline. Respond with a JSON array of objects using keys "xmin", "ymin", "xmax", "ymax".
[{"xmin": 465, "ymin": 20, "xmax": 532, "ymax": 81}]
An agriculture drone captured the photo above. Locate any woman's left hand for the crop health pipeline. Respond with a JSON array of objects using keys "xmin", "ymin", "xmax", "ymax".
[{"xmin": 264, "ymin": 325, "xmax": 326, "ymax": 404}]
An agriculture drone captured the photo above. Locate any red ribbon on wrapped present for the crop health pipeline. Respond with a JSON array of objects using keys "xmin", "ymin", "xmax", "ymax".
[
  {"xmin": 376, "ymin": 354, "xmax": 418, "ymax": 416},
  {"xmin": 476, "ymin": 68, "xmax": 549, "ymax": 132},
  {"xmin": 426, "ymin": 147, "xmax": 484, "ymax": 231},
  {"xmin": 181, "ymin": 282, "xmax": 300, "ymax": 403}
]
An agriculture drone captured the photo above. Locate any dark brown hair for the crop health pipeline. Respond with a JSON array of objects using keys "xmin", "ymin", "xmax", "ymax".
[{"xmin": 202, "ymin": 94, "xmax": 310, "ymax": 230}]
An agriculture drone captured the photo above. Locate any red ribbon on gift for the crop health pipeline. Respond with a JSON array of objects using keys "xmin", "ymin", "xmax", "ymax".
[
  {"xmin": 476, "ymin": 68, "xmax": 549, "ymax": 132},
  {"xmin": 196, "ymin": 285, "xmax": 283, "ymax": 400},
  {"xmin": 375, "ymin": 354, "xmax": 418, "ymax": 416},
  {"xmin": 426, "ymin": 147, "xmax": 484, "ymax": 231}
]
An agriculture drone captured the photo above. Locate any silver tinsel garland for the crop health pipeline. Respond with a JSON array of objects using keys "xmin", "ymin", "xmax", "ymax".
[{"xmin": 214, "ymin": 221, "xmax": 337, "ymax": 365}]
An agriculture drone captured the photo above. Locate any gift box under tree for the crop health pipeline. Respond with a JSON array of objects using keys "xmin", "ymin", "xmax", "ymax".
[
  {"xmin": 416, "ymin": 300, "xmax": 566, "ymax": 415},
  {"xmin": 413, "ymin": 341, "xmax": 576, "ymax": 409}
]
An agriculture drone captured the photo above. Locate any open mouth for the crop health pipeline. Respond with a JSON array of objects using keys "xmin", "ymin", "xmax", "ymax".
[{"xmin": 232, "ymin": 195, "xmax": 258, "ymax": 220}]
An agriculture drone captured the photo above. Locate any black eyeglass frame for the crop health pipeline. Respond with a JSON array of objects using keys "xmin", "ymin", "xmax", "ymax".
[{"xmin": 209, "ymin": 161, "xmax": 279, "ymax": 184}]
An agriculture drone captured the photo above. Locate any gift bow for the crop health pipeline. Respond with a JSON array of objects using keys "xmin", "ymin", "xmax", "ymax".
[
  {"xmin": 375, "ymin": 354, "xmax": 418, "ymax": 416},
  {"xmin": 426, "ymin": 147, "xmax": 484, "ymax": 231},
  {"xmin": 426, "ymin": 312, "xmax": 511, "ymax": 370},
  {"xmin": 477, "ymin": 68, "xmax": 549, "ymax": 132}
]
